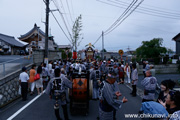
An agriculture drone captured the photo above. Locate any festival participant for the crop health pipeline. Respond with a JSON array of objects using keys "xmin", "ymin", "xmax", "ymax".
[
  {"xmin": 141, "ymin": 70, "xmax": 157, "ymax": 102},
  {"xmin": 131, "ymin": 63, "xmax": 138, "ymax": 97},
  {"xmin": 124, "ymin": 63, "xmax": 131, "ymax": 84},
  {"xmin": 46, "ymin": 68, "xmax": 72, "ymax": 120},
  {"xmin": 99, "ymin": 70, "xmax": 128, "ymax": 120}
]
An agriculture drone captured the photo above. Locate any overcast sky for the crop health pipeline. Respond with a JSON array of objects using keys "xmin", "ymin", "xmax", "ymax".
[{"xmin": 1, "ymin": 0, "xmax": 180, "ymax": 52}]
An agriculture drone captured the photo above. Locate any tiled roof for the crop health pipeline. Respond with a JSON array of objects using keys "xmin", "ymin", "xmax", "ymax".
[
  {"xmin": 58, "ymin": 45, "xmax": 72, "ymax": 49},
  {"xmin": 0, "ymin": 33, "xmax": 25, "ymax": 47},
  {"xmin": 18, "ymin": 24, "xmax": 45, "ymax": 39},
  {"xmin": 172, "ymin": 33, "xmax": 180, "ymax": 41}
]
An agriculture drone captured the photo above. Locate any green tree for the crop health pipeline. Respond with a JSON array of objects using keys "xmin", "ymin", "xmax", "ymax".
[
  {"xmin": 136, "ymin": 38, "xmax": 167, "ymax": 64},
  {"xmin": 71, "ymin": 15, "xmax": 83, "ymax": 52},
  {"xmin": 59, "ymin": 49, "xmax": 72, "ymax": 59}
]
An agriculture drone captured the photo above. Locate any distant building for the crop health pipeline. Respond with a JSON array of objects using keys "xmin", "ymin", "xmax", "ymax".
[
  {"xmin": 0, "ymin": 33, "xmax": 25, "ymax": 55},
  {"xmin": 172, "ymin": 33, "xmax": 180, "ymax": 55},
  {"xmin": 58, "ymin": 45, "xmax": 72, "ymax": 51},
  {"xmin": 18, "ymin": 24, "xmax": 57, "ymax": 54},
  {"xmin": 102, "ymin": 51, "xmax": 134, "ymax": 63}
]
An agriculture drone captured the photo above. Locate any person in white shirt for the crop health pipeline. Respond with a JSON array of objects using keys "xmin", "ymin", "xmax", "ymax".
[
  {"xmin": 19, "ymin": 67, "xmax": 29, "ymax": 101},
  {"xmin": 48, "ymin": 61, "xmax": 53, "ymax": 71}
]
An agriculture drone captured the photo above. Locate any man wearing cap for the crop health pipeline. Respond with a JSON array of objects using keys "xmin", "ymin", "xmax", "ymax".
[
  {"xmin": 99, "ymin": 70, "xmax": 128, "ymax": 120},
  {"xmin": 19, "ymin": 67, "xmax": 29, "ymax": 101}
]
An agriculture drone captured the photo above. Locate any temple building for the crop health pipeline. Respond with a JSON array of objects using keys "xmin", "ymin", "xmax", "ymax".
[
  {"xmin": 0, "ymin": 33, "xmax": 25, "ymax": 55},
  {"xmin": 18, "ymin": 24, "xmax": 58, "ymax": 54}
]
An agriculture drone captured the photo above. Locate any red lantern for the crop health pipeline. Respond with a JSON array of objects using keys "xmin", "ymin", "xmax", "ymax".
[{"xmin": 73, "ymin": 51, "xmax": 77, "ymax": 59}]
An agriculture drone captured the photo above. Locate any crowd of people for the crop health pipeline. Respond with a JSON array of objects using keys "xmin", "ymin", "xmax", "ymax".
[{"xmin": 18, "ymin": 59, "xmax": 180, "ymax": 120}]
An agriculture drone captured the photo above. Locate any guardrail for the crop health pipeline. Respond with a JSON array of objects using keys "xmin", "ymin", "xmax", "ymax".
[{"xmin": 0, "ymin": 55, "xmax": 33, "ymax": 77}]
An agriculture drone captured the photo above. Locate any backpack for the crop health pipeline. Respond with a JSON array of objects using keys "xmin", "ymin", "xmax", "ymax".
[{"xmin": 51, "ymin": 78, "xmax": 66, "ymax": 101}]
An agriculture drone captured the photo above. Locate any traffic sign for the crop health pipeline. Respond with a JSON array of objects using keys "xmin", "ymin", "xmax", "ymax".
[{"xmin": 118, "ymin": 50, "xmax": 124, "ymax": 55}]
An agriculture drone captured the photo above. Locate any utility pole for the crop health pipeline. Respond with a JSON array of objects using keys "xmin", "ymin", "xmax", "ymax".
[
  {"xmin": 127, "ymin": 46, "xmax": 131, "ymax": 54},
  {"xmin": 102, "ymin": 31, "xmax": 104, "ymax": 60},
  {"xmin": 44, "ymin": 0, "xmax": 50, "ymax": 64}
]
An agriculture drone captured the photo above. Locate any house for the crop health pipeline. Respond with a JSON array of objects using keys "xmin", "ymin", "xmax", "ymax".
[
  {"xmin": 18, "ymin": 24, "xmax": 57, "ymax": 54},
  {"xmin": 58, "ymin": 45, "xmax": 72, "ymax": 51},
  {"xmin": 172, "ymin": 33, "xmax": 180, "ymax": 55},
  {"xmin": 0, "ymin": 33, "xmax": 25, "ymax": 55}
]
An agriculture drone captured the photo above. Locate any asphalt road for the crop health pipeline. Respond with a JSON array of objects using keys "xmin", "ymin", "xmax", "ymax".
[
  {"xmin": 0, "ymin": 84, "xmax": 142, "ymax": 120},
  {"xmin": 0, "ymin": 55, "xmax": 23, "ymax": 63},
  {"xmin": 1, "ymin": 74, "xmax": 180, "ymax": 120}
]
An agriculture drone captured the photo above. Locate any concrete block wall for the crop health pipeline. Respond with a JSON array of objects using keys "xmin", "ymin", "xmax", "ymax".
[
  {"xmin": 138, "ymin": 64, "xmax": 179, "ymax": 74},
  {"xmin": 0, "ymin": 64, "xmax": 32, "ymax": 108},
  {"xmin": 0, "ymin": 50, "xmax": 61, "ymax": 107},
  {"xmin": 33, "ymin": 50, "xmax": 62, "ymax": 64}
]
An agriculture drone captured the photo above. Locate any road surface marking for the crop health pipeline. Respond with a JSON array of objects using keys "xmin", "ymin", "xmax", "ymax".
[{"xmin": 7, "ymin": 90, "xmax": 45, "ymax": 120}]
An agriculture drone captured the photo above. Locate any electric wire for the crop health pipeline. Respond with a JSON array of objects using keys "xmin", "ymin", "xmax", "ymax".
[
  {"xmin": 93, "ymin": 0, "xmax": 141, "ymax": 45},
  {"xmin": 70, "ymin": 0, "xmax": 75, "ymax": 20},
  {"xmin": 110, "ymin": 0, "xmax": 180, "ymax": 17},
  {"xmin": 104, "ymin": 0, "xmax": 137, "ymax": 34},
  {"xmin": 50, "ymin": 11, "xmax": 72, "ymax": 43},
  {"xmin": 93, "ymin": 34, "xmax": 102, "ymax": 45},
  {"xmin": 97, "ymin": 0, "xmax": 180, "ymax": 20},
  {"xmin": 65, "ymin": 0, "xmax": 74, "ymax": 23},
  {"xmin": 58, "ymin": 0, "xmax": 72, "ymax": 28},
  {"xmin": 105, "ymin": 0, "xmax": 144, "ymax": 35},
  {"xmin": 52, "ymin": 0, "xmax": 73, "ymax": 40}
]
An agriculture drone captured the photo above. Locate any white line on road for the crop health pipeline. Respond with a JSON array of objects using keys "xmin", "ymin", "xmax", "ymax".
[
  {"xmin": 125, "ymin": 84, "xmax": 132, "ymax": 90},
  {"xmin": 125, "ymin": 83, "xmax": 143, "ymax": 99},
  {"xmin": 7, "ymin": 90, "xmax": 45, "ymax": 120}
]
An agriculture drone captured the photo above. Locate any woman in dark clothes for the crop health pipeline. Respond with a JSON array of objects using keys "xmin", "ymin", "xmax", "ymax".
[
  {"xmin": 157, "ymin": 79, "xmax": 175, "ymax": 102},
  {"xmin": 159, "ymin": 90, "xmax": 180, "ymax": 114}
]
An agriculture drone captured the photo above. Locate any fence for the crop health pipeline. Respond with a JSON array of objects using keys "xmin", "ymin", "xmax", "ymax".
[{"xmin": 0, "ymin": 55, "xmax": 33, "ymax": 78}]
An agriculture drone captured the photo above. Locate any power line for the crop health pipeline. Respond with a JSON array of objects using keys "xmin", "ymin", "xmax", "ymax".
[
  {"xmin": 93, "ymin": 0, "xmax": 143, "ymax": 45},
  {"xmin": 110, "ymin": 0, "xmax": 180, "ymax": 17},
  {"xmin": 126, "ymin": 0, "xmax": 180, "ymax": 13},
  {"xmin": 93, "ymin": 0, "xmax": 137, "ymax": 45},
  {"xmin": 70, "ymin": 0, "xmax": 75, "ymax": 20},
  {"xmin": 105, "ymin": 0, "xmax": 144, "ymax": 35},
  {"xmin": 52, "ymin": 0, "xmax": 72, "ymax": 40},
  {"xmin": 65, "ymin": 0, "xmax": 74, "ymax": 23},
  {"xmin": 93, "ymin": 34, "xmax": 102, "ymax": 45},
  {"xmin": 97, "ymin": 0, "xmax": 180, "ymax": 20},
  {"xmin": 104, "ymin": 0, "xmax": 138, "ymax": 34},
  {"xmin": 57, "ymin": 0, "xmax": 72, "ymax": 28},
  {"xmin": 50, "ymin": 11, "xmax": 72, "ymax": 43}
]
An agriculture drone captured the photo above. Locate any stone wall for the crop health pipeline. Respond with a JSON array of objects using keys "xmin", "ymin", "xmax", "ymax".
[
  {"xmin": 0, "ymin": 64, "xmax": 32, "ymax": 108},
  {"xmin": 138, "ymin": 64, "xmax": 178, "ymax": 74},
  {"xmin": 33, "ymin": 50, "xmax": 62, "ymax": 64},
  {"xmin": 0, "ymin": 50, "xmax": 61, "ymax": 108}
]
